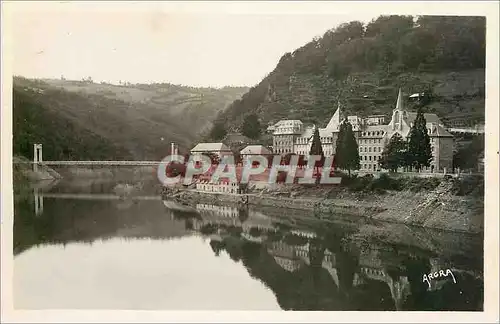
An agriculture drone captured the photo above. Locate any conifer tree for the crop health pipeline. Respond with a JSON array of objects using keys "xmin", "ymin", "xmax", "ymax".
[
  {"xmin": 335, "ymin": 121, "xmax": 360, "ymax": 176},
  {"xmin": 210, "ymin": 121, "xmax": 227, "ymax": 141},
  {"xmin": 379, "ymin": 133, "xmax": 407, "ymax": 172},
  {"xmin": 406, "ymin": 108, "xmax": 432, "ymax": 171},
  {"xmin": 344, "ymin": 122, "xmax": 361, "ymax": 175},
  {"xmin": 334, "ymin": 122, "xmax": 347, "ymax": 170},
  {"xmin": 309, "ymin": 126, "xmax": 325, "ymax": 174},
  {"xmin": 241, "ymin": 114, "xmax": 261, "ymax": 139}
]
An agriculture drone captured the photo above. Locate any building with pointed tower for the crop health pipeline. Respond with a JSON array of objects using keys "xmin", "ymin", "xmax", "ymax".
[
  {"xmin": 379, "ymin": 88, "xmax": 454, "ymax": 172},
  {"xmin": 271, "ymin": 88, "xmax": 454, "ymax": 172}
]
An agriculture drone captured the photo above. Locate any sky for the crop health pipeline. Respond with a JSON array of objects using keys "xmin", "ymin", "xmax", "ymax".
[
  {"xmin": 8, "ymin": 2, "xmax": 380, "ymax": 88},
  {"xmin": 6, "ymin": 1, "xmax": 491, "ymax": 88}
]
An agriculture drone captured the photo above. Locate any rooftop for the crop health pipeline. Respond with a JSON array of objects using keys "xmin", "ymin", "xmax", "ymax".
[
  {"xmin": 191, "ymin": 142, "xmax": 232, "ymax": 152},
  {"xmin": 406, "ymin": 112, "xmax": 442, "ymax": 125},
  {"xmin": 240, "ymin": 145, "xmax": 272, "ymax": 155}
]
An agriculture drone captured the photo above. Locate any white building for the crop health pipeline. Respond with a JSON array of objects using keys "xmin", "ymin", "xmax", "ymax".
[
  {"xmin": 190, "ymin": 142, "xmax": 233, "ymax": 158},
  {"xmin": 271, "ymin": 89, "xmax": 454, "ymax": 172},
  {"xmin": 240, "ymin": 145, "xmax": 272, "ymax": 159}
]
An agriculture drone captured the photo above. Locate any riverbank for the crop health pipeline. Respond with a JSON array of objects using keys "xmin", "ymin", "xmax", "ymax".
[
  {"xmin": 13, "ymin": 156, "xmax": 62, "ymax": 182},
  {"xmin": 163, "ymin": 174, "xmax": 484, "ymax": 234}
]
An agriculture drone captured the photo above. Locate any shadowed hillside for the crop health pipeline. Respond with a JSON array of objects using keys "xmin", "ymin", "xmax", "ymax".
[
  {"xmin": 212, "ymin": 15, "xmax": 485, "ymax": 135},
  {"xmin": 13, "ymin": 77, "xmax": 247, "ymax": 160}
]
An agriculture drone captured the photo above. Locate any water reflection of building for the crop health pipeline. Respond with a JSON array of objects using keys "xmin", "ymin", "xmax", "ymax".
[
  {"xmin": 267, "ymin": 241, "xmax": 336, "ymax": 275},
  {"xmin": 267, "ymin": 239, "xmax": 411, "ymax": 310},
  {"xmin": 195, "ymin": 181, "xmax": 242, "ymax": 194},
  {"xmin": 192, "ymin": 204, "xmax": 277, "ymax": 234},
  {"xmin": 268, "ymin": 241, "xmax": 307, "ymax": 272},
  {"xmin": 290, "ymin": 229, "xmax": 317, "ymax": 239},
  {"xmin": 356, "ymin": 247, "xmax": 412, "ymax": 311},
  {"xmin": 196, "ymin": 204, "xmax": 239, "ymax": 218},
  {"xmin": 354, "ymin": 267, "xmax": 411, "ymax": 311}
]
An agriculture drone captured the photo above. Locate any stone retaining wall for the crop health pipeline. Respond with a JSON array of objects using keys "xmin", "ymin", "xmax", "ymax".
[{"xmin": 168, "ymin": 189, "xmax": 381, "ymax": 217}]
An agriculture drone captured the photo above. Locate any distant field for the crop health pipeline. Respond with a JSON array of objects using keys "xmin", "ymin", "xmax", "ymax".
[
  {"xmin": 13, "ymin": 77, "xmax": 248, "ymax": 161},
  {"xmin": 42, "ymin": 78, "xmax": 249, "ymax": 136}
]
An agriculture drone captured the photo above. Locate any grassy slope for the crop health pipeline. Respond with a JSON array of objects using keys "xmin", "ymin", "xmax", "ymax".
[
  {"xmin": 13, "ymin": 77, "xmax": 247, "ymax": 160},
  {"xmin": 42, "ymin": 78, "xmax": 248, "ymax": 139},
  {"xmin": 215, "ymin": 16, "xmax": 485, "ymax": 132},
  {"xmin": 220, "ymin": 68, "xmax": 485, "ymax": 131}
]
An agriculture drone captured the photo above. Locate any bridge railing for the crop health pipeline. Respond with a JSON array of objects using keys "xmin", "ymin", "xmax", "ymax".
[{"xmin": 15, "ymin": 160, "xmax": 162, "ymax": 166}]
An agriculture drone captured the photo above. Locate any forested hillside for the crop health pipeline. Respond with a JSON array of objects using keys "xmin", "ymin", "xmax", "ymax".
[
  {"xmin": 212, "ymin": 15, "xmax": 485, "ymax": 136},
  {"xmin": 13, "ymin": 77, "xmax": 247, "ymax": 160}
]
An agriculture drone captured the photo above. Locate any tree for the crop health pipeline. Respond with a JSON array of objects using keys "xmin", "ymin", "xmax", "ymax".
[
  {"xmin": 379, "ymin": 133, "xmax": 407, "ymax": 172},
  {"xmin": 309, "ymin": 126, "xmax": 325, "ymax": 174},
  {"xmin": 203, "ymin": 152, "xmax": 220, "ymax": 165},
  {"xmin": 406, "ymin": 108, "xmax": 432, "ymax": 171},
  {"xmin": 453, "ymin": 136, "xmax": 484, "ymax": 172},
  {"xmin": 241, "ymin": 114, "xmax": 261, "ymax": 139},
  {"xmin": 334, "ymin": 121, "xmax": 360, "ymax": 176},
  {"xmin": 233, "ymin": 152, "xmax": 243, "ymax": 166},
  {"xmin": 166, "ymin": 161, "xmax": 186, "ymax": 177},
  {"xmin": 282, "ymin": 152, "xmax": 296, "ymax": 165},
  {"xmin": 210, "ymin": 121, "xmax": 227, "ymax": 141},
  {"xmin": 297, "ymin": 154, "xmax": 307, "ymax": 168}
]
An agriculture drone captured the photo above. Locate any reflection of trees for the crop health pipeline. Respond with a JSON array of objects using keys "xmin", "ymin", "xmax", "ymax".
[
  {"xmin": 249, "ymin": 227, "xmax": 262, "ymax": 238},
  {"xmin": 238, "ymin": 207, "xmax": 249, "ymax": 224},
  {"xmin": 218, "ymin": 237, "xmax": 340, "ymax": 310},
  {"xmin": 209, "ymin": 239, "xmax": 225, "ymax": 256},
  {"xmin": 283, "ymin": 233, "xmax": 309, "ymax": 246},
  {"xmin": 308, "ymin": 237, "xmax": 327, "ymax": 296},
  {"xmin": 185, "ymin": 219, "xmax": 194, "ymax": 230},
  {"xmin": 336, "ymin": 250, "xmax": 359, "ymax": 296},
  {"xmin": 200, "ymin": 223, "xmax": 218, "ymax": 235},
  {"xmin": 225, "ymin": 225, "xmax": 243, "ymax": 237},
  {"xmin": 222, "ymin": 236, "xmax": 245, "ymax": 262},
  {"xmin": 14, "ymin": 198, "xmax": 189, "ymax": 255},
  {"xmin": 322, "ymin": 223, "xmax": 359, "ymax": 298},
  {"xmin": 348, "ymin": 279, "xmax": 396, "ymax": 310},
  {"xmin": 401, "ymin": 254, "xmax": 431, "ymax": 309},
  {"xmin": 266, "ymin": 230, "xmax": 283, "ymax": 242},
  {"xmin": 18, "ymin": 193, "xmax": 483, "ymax": 311},
  {"xmin": 397, "ymin": 254, "xmax": 482, "ymax": 311}
]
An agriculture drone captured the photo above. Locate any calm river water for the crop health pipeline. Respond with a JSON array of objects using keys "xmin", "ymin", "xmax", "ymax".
[{"xmin": 13, "ymin": 179, "xmax": 484, "ymax": 311}]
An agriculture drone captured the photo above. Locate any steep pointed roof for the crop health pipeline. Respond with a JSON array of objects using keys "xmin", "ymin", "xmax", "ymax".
[
  {"xmin": 326, "ymin": 101, "xmax": 343, "ymax": 129},
  {"xmin": 395, "ymin": 88, "xmax": 404, "ymax": 111}
]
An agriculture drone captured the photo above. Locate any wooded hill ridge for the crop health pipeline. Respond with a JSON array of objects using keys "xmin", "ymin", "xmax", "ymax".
[
  {"xmin": 211, "ymin": 15, "xmax": 485, "ymax": 138},
  {"xmin": 13, "ymin": 77, "xmax": 247, "ymax": 161}
]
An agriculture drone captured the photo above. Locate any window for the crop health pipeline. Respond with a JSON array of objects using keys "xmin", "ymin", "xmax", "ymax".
[
  {"xmin": 369, "ymin": 156, "xmax": 372, "ymax": 161},
  {"xmin": 369, "ymin": 147, "xmax": 372, "ymax": 152}
]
